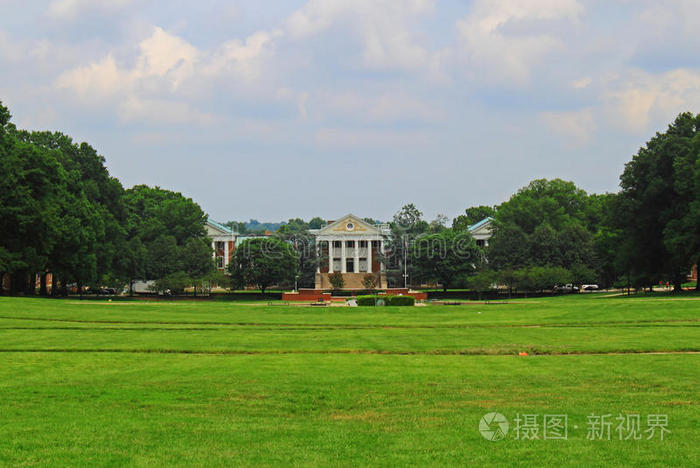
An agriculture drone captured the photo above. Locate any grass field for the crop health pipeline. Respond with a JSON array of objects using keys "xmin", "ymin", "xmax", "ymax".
[{"xmin": 0, "ymin": 294, "xmax": 698, "ymax": 466}]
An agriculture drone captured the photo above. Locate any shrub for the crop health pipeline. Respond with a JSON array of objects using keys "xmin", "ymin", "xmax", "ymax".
[
  {"xmin": 356, "ymin": 295, "xmax": 379, "ymax": 306},
  {"xmin": 328, "ymin": 271, "xmax": 345, "ymax": 290},
  {"xmin": 385, "ymin": 295, "xmax": 415, "ymax": 306},
  {"xmin": 362, "ymin": 273, "xmax": 377, "ymax": 290},
  {"xmin": 356, "ymin": 295, "xmax": 416, "ymax": 306}
]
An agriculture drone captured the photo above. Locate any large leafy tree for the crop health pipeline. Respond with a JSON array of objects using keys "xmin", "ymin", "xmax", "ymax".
[
  {"xmin": 617, "ymin": 112, "xmax": 700, "ymax": 290},
  {"xmin": 411, "ymin": 229, "xmax": 481, "ymax": 291},
  {"xmin": 227, "ymin": 237, "xmax": 298, "ymax": 293},
  {"xmin": 8, "ymin": 125, "xmax": 128, "ymax": 293},
  {"xmin": 0, "ymin": 103, "xmax": 74, "ymax": 293},
  {"xmin": 308, "ymin": 217, "xmax": 326, "ymax": 229},
  {"xmin": 487, "ymin": 179, "xmax": 598, "ymax": 277},
  {"xmin": 452, "ymin": 205, "xmax": 496, "ymax": 231},
  {"xmin": 387, "ymin": 204, "xmax": 428, "ymax": 287},
  {"xmin": 275, "ymin": 220, "xmax": 319, "ymax": 288},
  {"xmin": 122, "ymin": 185, "xmax": 212, "ymax": 292}
]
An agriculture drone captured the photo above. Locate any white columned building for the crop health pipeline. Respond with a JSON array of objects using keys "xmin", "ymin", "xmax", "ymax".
[
  {"xmin": 205, "ymin": 220, "xmax": 237, "ymax": 271},
  {"xmin": 310, "ymin": 214, "xmax": 389, "ymax": 290}
]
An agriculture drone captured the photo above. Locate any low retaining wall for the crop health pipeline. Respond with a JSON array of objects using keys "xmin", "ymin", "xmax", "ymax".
[
  {"xmin": 282, "ymin": 290, "xmax": 332, "ymax": 302},
  {"xmin": 384, "ymin": 288, "xmax": 428, "ymax": 300}
]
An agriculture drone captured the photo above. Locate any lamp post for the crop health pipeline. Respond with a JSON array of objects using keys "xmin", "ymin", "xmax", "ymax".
[{"xmin": 403, "ymin": 234, "xmax": 408, "ymax": 289}]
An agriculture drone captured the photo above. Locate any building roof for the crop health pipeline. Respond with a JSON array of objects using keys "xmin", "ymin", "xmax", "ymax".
[
  {"xmin": 207, "ymin": 219, "xmax": 236, "ymax": 235},
  {"xmin": 467, "ymin": 217, "xmax": 493, "ymax": 232},
  {"xmin": 314, "ymin": 214, "xmax": 386, "ymax": 237}
]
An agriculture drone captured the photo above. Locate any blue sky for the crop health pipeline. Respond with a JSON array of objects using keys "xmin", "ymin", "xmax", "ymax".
[{"xmin": 2, "ymin": 0, "xmax": 700, "ymax": 223}]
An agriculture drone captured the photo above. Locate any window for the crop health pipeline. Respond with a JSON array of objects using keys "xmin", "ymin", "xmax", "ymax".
[
  {"xmin": 476, "ymin": 240, "xmax": 486, "ymax": 248},
  {"xmin": 333, "ymin": 241, "xmax": 342, "ymax": 248},
  {"xmin": 359, "ymin": 258, "xmax": 368, "ymax": 272},
  {"xmin": 333, "ymin": 258, "xmax": 342, "ymax": 271},
  {"xmin": 346, "ymin": 258, "xmax": 354, "ymax": 272},
  {"xmin": 346, "ymin": 222, "xmax": 354, "ymax": 231},
  {"xmin": 359, "ymin": 240, "xmax": 367, "ymax": 248},
  {"xmin": 215, "ymin": 241, "xmax": 225, "ymax": 251},
  {"xmin": 347, "ymin": 240, "xmax": 355, "ymax": 248},
  {"xmin": 216, "ymin": 256, "xmax": 224, "ymax": 269}
]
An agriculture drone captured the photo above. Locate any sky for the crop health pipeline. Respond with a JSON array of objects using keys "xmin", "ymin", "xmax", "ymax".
[{"xmin": 2, "ymin": 0, "xmax": 700, "ymax": 224}]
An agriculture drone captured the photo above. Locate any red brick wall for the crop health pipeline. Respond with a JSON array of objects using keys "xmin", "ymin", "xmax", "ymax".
[
  {"xmin": 371, "ymin": 241, "xmax": 381, "ymax": 273},
  {"xmin": 320, "ymin": 242, "xmax": 329, "ymax": 273}
]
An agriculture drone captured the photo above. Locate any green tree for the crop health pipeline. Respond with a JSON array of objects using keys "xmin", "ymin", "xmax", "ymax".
[
  {"xmin": 308, "ymin": 217, "xmax": 326, "ymax": 229},
  {"xmin": 123, "ymin": 185, "xmax": 211, "ymax": 290},
  {"xmin": 275, "ymin": 221, "xmax": 319, "ymax": 288},
  {"xmin": 227, "ymin": 238, "xmax": 298, "ymax": 293},
  {"xmin": 466, "ymin": 270, "xmax": 496, "ymax": 300},
  {"xmin": 328, "ymin": 271, "xmax": 345, "ymax": 291},
  {"xmin": 387, "ymin": 204, "xmax": 428, "ymax": 287},
  {"xmin": 452, "ymin": 205, "xmax": 496, "ymax": 231},
  {"xmin": 411, "ymin": 229, "xmax": 481, "ymax": 291},
  {"xmin": 617, "ymin": 113, "xmax": 700, "ymax": 291},
  {"xmin": 362, "ymin": 273, "xmax": 377, "ymax": 290},
  {"xmin": 487, "ymin": 179, "xmax": 598, "ymax": 274},
  {"xmin": 14, "ymin": 131, "xmax": 127, "ymax": 292}
]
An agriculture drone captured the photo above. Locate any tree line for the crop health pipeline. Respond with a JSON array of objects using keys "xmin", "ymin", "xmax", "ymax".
[
  {"xmin": 385, "ymin": 113, "xmax": 700, "ymax": 293},
  {"xmin": 0, "ymin": 102, "xmax": 214, "ymax": 295},
  {"xmin": 1, "ymin": 98, "xmax": 698, "ymax": 295}
]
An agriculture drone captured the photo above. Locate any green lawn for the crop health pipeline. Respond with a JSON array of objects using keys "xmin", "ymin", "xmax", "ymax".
[{"xmin": 0, "ymin": 295, "xmax": 698, "ymax": 466}]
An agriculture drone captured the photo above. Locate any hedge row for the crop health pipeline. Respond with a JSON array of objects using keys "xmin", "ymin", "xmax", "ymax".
[
  {"xmin": 326, "ymin": 289, "xmax": 378, "ymax": 297},
  {"xmin": 356, "ymin": 295, "xmax": 416, "ymax": 306}
]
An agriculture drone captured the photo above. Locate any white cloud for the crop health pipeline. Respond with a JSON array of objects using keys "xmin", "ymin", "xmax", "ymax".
[
  {"xmin": 118, "ymin": 97, "xmax": 216, "ymax": 126},
  {"xmin": 54, "ymin": 25, "xmax": 283, "ymax": 123},
  {"xmin": 456, "ymin": 0, "xmax": 583, "ymax": 85},
  {"xmin": 603, "ymin": 68, "xmax": 700, "ymax": 132},
  {"xmin": 135, "ymin": 27, "xmax": 198, "ymax": 81},
  {"xmin": 315, "ymin": 127, "xmax": 431, "ymax": 148},
  {"xmin": 48, "ymin": 0, "xmax": 135, "ymax": 19},
  {"xmin": 204, "ymin": 29, "xmax": 282, "ymax": 81},
  {"xmin": 312, "ymin": 90, "xmax": 444, "ymax": 124},
  {"xmin": 541, "ymin": 108, "xmax": 595, "ymax": 146},
  {"xmin": 571, "ymin": 77, "xmax": 592, "ymax": 89},
  {"xmin": 287, "ymin": 0, "xmax": 438, "ymax": 72},
  {"xmin": 56, "ymin": 54, "xmax": 125, "ymax": 99}
]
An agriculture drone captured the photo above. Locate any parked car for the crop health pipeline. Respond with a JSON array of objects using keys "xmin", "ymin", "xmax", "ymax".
[
  {"xmin": 97, "ymin": 287, "xmax": 117, "ymax": 295},
  {"xmin": 553, "ymin": 284, "xmax": 579, "ymax": 293},
  {"xmin": 581, "ymin": 284, "xmax": 599, "ymax": 291}
]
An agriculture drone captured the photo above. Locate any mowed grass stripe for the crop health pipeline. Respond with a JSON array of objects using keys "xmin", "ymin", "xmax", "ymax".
[
  {"xmin": 1, "ymin": 325, "xmax": 698, "ymax": 354},
  {"xmin": 0, "ymin": 315, "xmax": 698, "ymax": 329},
  {"xmin": 0, "ymin": 352, "xmax": 697, "ymax": 466},
  {"xmin": 1, "ymin": 348, "xmax": 699, "ymax": 356},
  {"xmin": 2, "ymin": 294, "xmax": 699, "ymax": 328}
]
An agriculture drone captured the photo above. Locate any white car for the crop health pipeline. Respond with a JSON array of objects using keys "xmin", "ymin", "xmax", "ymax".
[{"xmin": 553, "ymin": 284, "xmax": 579, "ymax": 293}]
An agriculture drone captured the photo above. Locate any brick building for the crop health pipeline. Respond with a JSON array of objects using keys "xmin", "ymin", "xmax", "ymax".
[
  {"xmin": 206, "ymin": 220, "xmax": 237, "ymax": 271},
  {"xmin": 311, "ymin": 214, "xmax": 390, "ymax": 290}
]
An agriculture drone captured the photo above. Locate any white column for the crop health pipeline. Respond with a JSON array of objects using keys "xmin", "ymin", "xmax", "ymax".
[
  {"xmin": 380, "ymin": 239, "xmax": 385, "ymax": 271},
  {"xmin": 354, "ymin": 238, "xmax": 359, "ymax": 273},
  {"xmin": 328, "ymin": 240, "xmax": 334, "ymax": 273},
  {"xmin": 211, "ymin": 241, "xmax": 216, "ymax": 260},
  {"xmin": 316, "ymin": 238, "xmax": 320, "ymax": 273},
  {"xmin": 223, "ymin": 239, "xmax": 229, "ymax": 268},
  {"xmin": 341, "ymin": 239, "xmax": 347, "ymax": 273},
  {"xmin": 367, "ymin": 240, "xmax": 372, "ymax": 273}
]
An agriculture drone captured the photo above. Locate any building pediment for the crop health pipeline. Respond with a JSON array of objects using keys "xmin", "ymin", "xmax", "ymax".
[
  {"xmin": 317, "ymin": 214, "xmax": 382, "ymax": 236},
  {"xmin": 468, "ymin": 217, "xmax": 493, "ymax": 239},
  {"xmin": 206, "ymin": 220, "xmax": 234, "ymax": 237}
]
